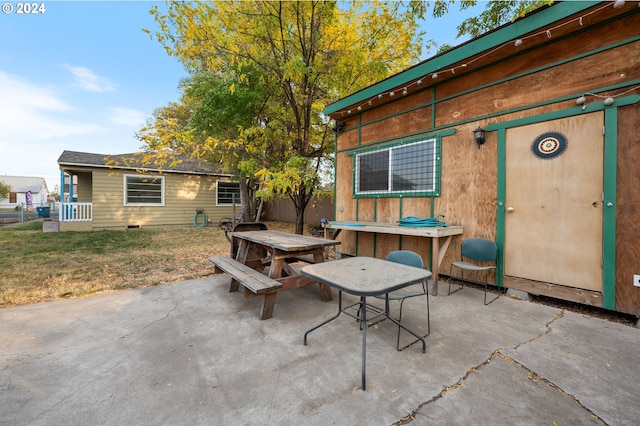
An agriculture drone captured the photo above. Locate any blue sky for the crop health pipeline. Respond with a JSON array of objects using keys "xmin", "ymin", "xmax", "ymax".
[{"xmin": 0, "ymin": 1, "xmax": 483, "ymax": 192}]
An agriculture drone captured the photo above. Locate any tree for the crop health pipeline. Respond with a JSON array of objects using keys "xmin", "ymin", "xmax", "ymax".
[
  {"xmin": 144, "ymin": 0, "xmax": 426, "ymax": 233},
  {"xmin": 432, "ymin": 0, "xmax": 553, "ymax": 41},
  {"xmin": 0, "ymin": 181, "xmax": 10, "ymax": 199}
]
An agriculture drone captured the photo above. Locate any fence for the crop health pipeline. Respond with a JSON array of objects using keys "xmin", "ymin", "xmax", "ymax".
[{"xmin": 262, "ymin": 196, "xmax": 334, "ymax": 225}]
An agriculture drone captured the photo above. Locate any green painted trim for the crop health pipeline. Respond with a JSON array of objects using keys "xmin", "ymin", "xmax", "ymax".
[
  {"xmin": 493, "ymin": 99, "xmax": 640, "ymax": 307},
  {"xmin": 495, "ymin": 128, "xmax": 507, "ymax": 289},
  {"xmin": 325, "ymin": 1, "xmax": 598, "ymax": 115},
  {"xmin": 602, "ymin": 108, "xmax": 617, "ymax": 310},
  {"xmin": 332, "ymin": 130, "xmax": 339, "ymax": 222},
  {"xmin": 350, "ymin": 136, "xmax": 443, "ymax": 199},
  {"xmin": 399, "ymin": 197, "xmax": 403, "ymax": 250},
  {"xmin": 486, "ymin": 95, "xmax": 640, "ymax": 130},
  {"xmin": 336, "ymin": 37, "xmax": 639, "ymax": 137},
  {"xmin": 343, "ymin": 129, "xmax": 455, "ymax": 155},
  {"xmin": 373, "ymin": 198, "xmax": 378, "ymax": 257},
  {"xmin": 355, "ymin": 197, "xmax": 359, "ymax": 256}
]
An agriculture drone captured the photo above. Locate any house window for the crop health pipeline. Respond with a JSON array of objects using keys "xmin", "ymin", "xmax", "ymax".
[
  {"xmin": 217, "ymin": 181, "xmax": 240, "ymax": 206},
  {"xmin": 354, "ymin": 137, "xmax": 440, "ymax": 198},
  {"xmin": 9, "ymin": 192, "xmax": 16, "ymax": 203},
  {"xmin": 124, "ymin": 175, "xmax": 164, "ymax": 206}
]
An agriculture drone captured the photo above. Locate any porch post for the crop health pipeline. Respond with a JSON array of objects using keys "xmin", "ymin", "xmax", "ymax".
[{"xmin": 59, "ymin": 170, "xmax": 65, "ymax": 221}]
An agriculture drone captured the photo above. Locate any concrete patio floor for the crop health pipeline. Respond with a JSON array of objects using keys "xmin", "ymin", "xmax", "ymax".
[{"xmin": 1, "ymin": 271, "xmax": 639, "ymax": 425}]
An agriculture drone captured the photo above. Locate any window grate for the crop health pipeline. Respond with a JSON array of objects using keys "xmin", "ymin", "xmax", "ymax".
[
  {"xmin": 354, "ymin": 137, "xmax": 440, "ymax": 198},
  {"xmin": 124, "ymin": 175, "xmax": 164, "ymax": 205}
]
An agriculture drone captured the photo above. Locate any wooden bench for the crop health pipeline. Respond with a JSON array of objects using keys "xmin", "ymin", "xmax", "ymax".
[{"xmin": 209, "ymin": 256, "xmax": 283, "ymax": 320}]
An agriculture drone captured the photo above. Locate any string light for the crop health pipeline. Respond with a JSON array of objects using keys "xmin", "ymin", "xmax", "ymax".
[
  {"xmin": 574, "ymin": 85, "xmax": 640, "ymax": 109},
  {"xmin": 336, "ymin": 2, "xmax": 628, "ymax": 117}
]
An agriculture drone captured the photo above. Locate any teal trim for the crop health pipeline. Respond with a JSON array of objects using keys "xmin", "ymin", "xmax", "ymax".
[
  {"xmin": 486, "ymin": 95, "xmax": 640, "ymax": 130},
  {"xmin": 335, "ymin": 37, "xmax": 639, "ymax": 138},
  {"xmin": 325, "ymin": 1, "xmax": 598, "ymax": 115},
  {"xmin": 495, "ymin": 128, "xmax": 507, "ymax": 289},
  {"xmin": 355, "ymin": 197, "xmax": 359, "ymax": 256},
  {"xmin": 351, "ymin": 136, "xmax": 442, "ymax": 199},
  {"xmin": 602, "ymin": 108, "xmax": 618, "ymax": 310},
  {"xmin": 343, "ymin": 129, "xmax": 455, "ymax": 155},
  {"xmin": 492, "ymin": 97, "xmax": 640, "ymax": 308},
  {"xmin": 373, "ymin": 198, "xmax": 377, "ymax": 257}
]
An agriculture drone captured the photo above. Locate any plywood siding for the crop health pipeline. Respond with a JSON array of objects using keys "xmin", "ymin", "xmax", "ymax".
[
  {"xmin": 332, "ymin": 8, "xmax": 640, "ymax": 305},
  {"xmin": 615, "ymin": 103, "xmax": 640, "ymax": 315},
  {"xmin": 90, "ymin": 170, "xmax": 235, "ymax": 230}
]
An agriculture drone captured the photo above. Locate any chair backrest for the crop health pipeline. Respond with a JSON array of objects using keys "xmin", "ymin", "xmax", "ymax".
[
  {"xmin": 461, "ymin": 238, "xmax": 497, "ymax": 262},
  {"xmin": 231, "ymin": 222, "xmax": 268, "ymax": 258},
  {"xmin": 386, "ymin": 250, "xmax": 424, "ymax": 269}
]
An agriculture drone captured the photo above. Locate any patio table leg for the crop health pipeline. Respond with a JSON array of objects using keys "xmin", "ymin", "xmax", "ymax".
[
  {"xmin": 304, "ymin": 291, "xmax": 343, "ymax": 345},
  {"xmin": 360, "ymin": 296, "xmax": 367, "ymax": 391}
]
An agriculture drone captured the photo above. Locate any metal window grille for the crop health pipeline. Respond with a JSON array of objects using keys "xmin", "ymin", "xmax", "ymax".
[
  {"xmin": 217, "ymin": 181, "xmax": 241, "ymax": 205},
  {"xmin": 354, "ymin": 138, "xmax": 440, "ymax": 198},
  {"xmin": 125, "ymin": 175, "xmax": 164, "ymax": 205}
]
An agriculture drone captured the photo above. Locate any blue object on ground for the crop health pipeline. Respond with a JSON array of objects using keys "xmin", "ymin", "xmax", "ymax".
[{"xmin": 36, "ymin": 207, "xmax": 50, "ymax": 218}]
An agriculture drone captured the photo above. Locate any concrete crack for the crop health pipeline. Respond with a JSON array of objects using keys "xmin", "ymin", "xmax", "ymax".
[{"xmin": 393, "ymin": 310, "xmax": 587, "ymax": 425}]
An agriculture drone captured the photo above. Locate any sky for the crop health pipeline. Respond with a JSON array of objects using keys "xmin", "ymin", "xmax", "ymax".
[{"xmin": 0, "ymin": 1, "xmax": 484, "ymax": 193}]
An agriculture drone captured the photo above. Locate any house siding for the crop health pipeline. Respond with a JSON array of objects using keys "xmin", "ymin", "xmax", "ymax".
[{"xmin": 85, "ymin": 169, "xmax": 234, "ymax": 230}]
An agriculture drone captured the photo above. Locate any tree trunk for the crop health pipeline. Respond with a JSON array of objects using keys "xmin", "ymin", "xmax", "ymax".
[
  {"xmin": 239, "ymin": 178, "xmax": 254, "ymax": 222},
  {"xmin": 291, "ymin": 187, "xmax": 313, "ymax": 234}
]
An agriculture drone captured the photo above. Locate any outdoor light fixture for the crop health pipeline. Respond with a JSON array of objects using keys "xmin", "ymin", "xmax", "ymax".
[{"xmin": 474, "ymin": 127, "xmax": 486, "ymax": 148}]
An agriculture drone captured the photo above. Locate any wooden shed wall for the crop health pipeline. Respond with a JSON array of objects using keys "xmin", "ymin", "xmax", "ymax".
[{"xmin": 332, "ymin": 7, "xmax": 640, "ymax": 314}]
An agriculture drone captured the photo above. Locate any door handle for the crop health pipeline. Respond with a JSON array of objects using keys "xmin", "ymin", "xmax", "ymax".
[{"xmin": 506, "ymin": 207, "xmax": 515, "ymax": 213}]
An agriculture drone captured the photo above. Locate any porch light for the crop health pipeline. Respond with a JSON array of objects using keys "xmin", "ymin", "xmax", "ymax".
[{"xmin": 474, "ymin": 127, "xmax": 486, "ymax": 148}]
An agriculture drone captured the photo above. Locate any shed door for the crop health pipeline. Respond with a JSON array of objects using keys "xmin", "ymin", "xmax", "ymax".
[{"xmin": 504, "ymin": 113, "xmax": 603, "ymax": 291}]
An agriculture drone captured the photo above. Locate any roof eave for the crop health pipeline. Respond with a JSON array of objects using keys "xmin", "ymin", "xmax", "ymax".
[{"xmin": 324, "ymin": 1, "xmax": 596, "ymax": 116}]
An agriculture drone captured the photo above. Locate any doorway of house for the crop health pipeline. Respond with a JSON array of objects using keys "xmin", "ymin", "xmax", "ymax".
[{"xmin": 504, "ymin": 112, "xmax": 604, "ymax": 291}]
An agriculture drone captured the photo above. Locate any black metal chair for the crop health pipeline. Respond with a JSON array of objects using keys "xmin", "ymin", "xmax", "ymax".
[
  {"xmin": 373, "ymin": 250, "xmax": 430, "ymax": 351},
  {"xmin": 448, "ymin": 238, "xmax": 499, "ymax": 305}
]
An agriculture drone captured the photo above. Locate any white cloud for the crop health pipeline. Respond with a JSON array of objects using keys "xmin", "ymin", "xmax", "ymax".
[
  {"xmin": 108, "ymin": 107, "xmax": 146, "ymax": 128},
  {"xmin": 65, "ymin": 65, "xmax": 117, "ymax": 93},
  {"xmin": 0, "ymin": 71, "xmax": 103, "ymax": 142}
]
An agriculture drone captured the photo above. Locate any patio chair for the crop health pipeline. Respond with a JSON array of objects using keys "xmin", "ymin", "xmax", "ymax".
[
  {"xmin": 448, "ymin": 238, "xmax": 499, "ymax": 305},
  {"xmin": 374, "ymin": 250, "xmax": 430, "ymax": 351}
]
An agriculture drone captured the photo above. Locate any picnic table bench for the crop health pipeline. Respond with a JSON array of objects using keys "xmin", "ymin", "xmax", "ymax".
[
  {"xmin": 209, "ymin": 256, "xmax": 282, "ymax": 294},
  {"xmin": 210, "ymin": 230, "xmax": 341, "ymax": 320}
]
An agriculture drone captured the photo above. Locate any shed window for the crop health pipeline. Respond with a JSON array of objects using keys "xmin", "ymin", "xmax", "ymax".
[
  {"xmin": 217, "ymin": 181, "xmax": 240, "ymax": 206},
  {"xmin": 354, "ymin": 137, "xmax": 440, "ymax": 197},
  {"xmin": 124, "ymin": 175, "xmax": 164, "ymax": 206}
]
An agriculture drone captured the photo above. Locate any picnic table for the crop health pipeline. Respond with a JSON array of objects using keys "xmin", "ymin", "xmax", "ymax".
[{"xmin": 210, "ymin": 230, "xmax": 341, "ymax": 320}]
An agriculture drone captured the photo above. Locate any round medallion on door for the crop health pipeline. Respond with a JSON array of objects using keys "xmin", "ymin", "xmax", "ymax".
[{"xmin": 531, "ymin": 131, "xmax": 568, "ymax": 160}]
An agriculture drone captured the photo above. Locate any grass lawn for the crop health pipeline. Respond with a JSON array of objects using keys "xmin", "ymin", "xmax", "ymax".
[{"xmin": 0, "ymin": 220, "xmax": 296, "ymax": 307}]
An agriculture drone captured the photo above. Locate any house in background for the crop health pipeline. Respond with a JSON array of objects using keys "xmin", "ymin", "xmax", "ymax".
[
  {"xmin": 325, "ymin": 2, "xmax": 640, "ymax": 315},
  {"xmin": 0, "ymin": 176, "xmax": 49, "ymax": 210},
  {"xmin": 57, "ymin": 150, "xmax": 240, "ymax": 232}
]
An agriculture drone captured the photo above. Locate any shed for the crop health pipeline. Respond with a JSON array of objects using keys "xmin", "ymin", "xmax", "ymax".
[
  {"xmin": 57, "ymin": 150, "xmax": 238, "ymax": 231},
  {"xmin": 325, "ymin": 1, "xmax": 640, "ymax": 315}
]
